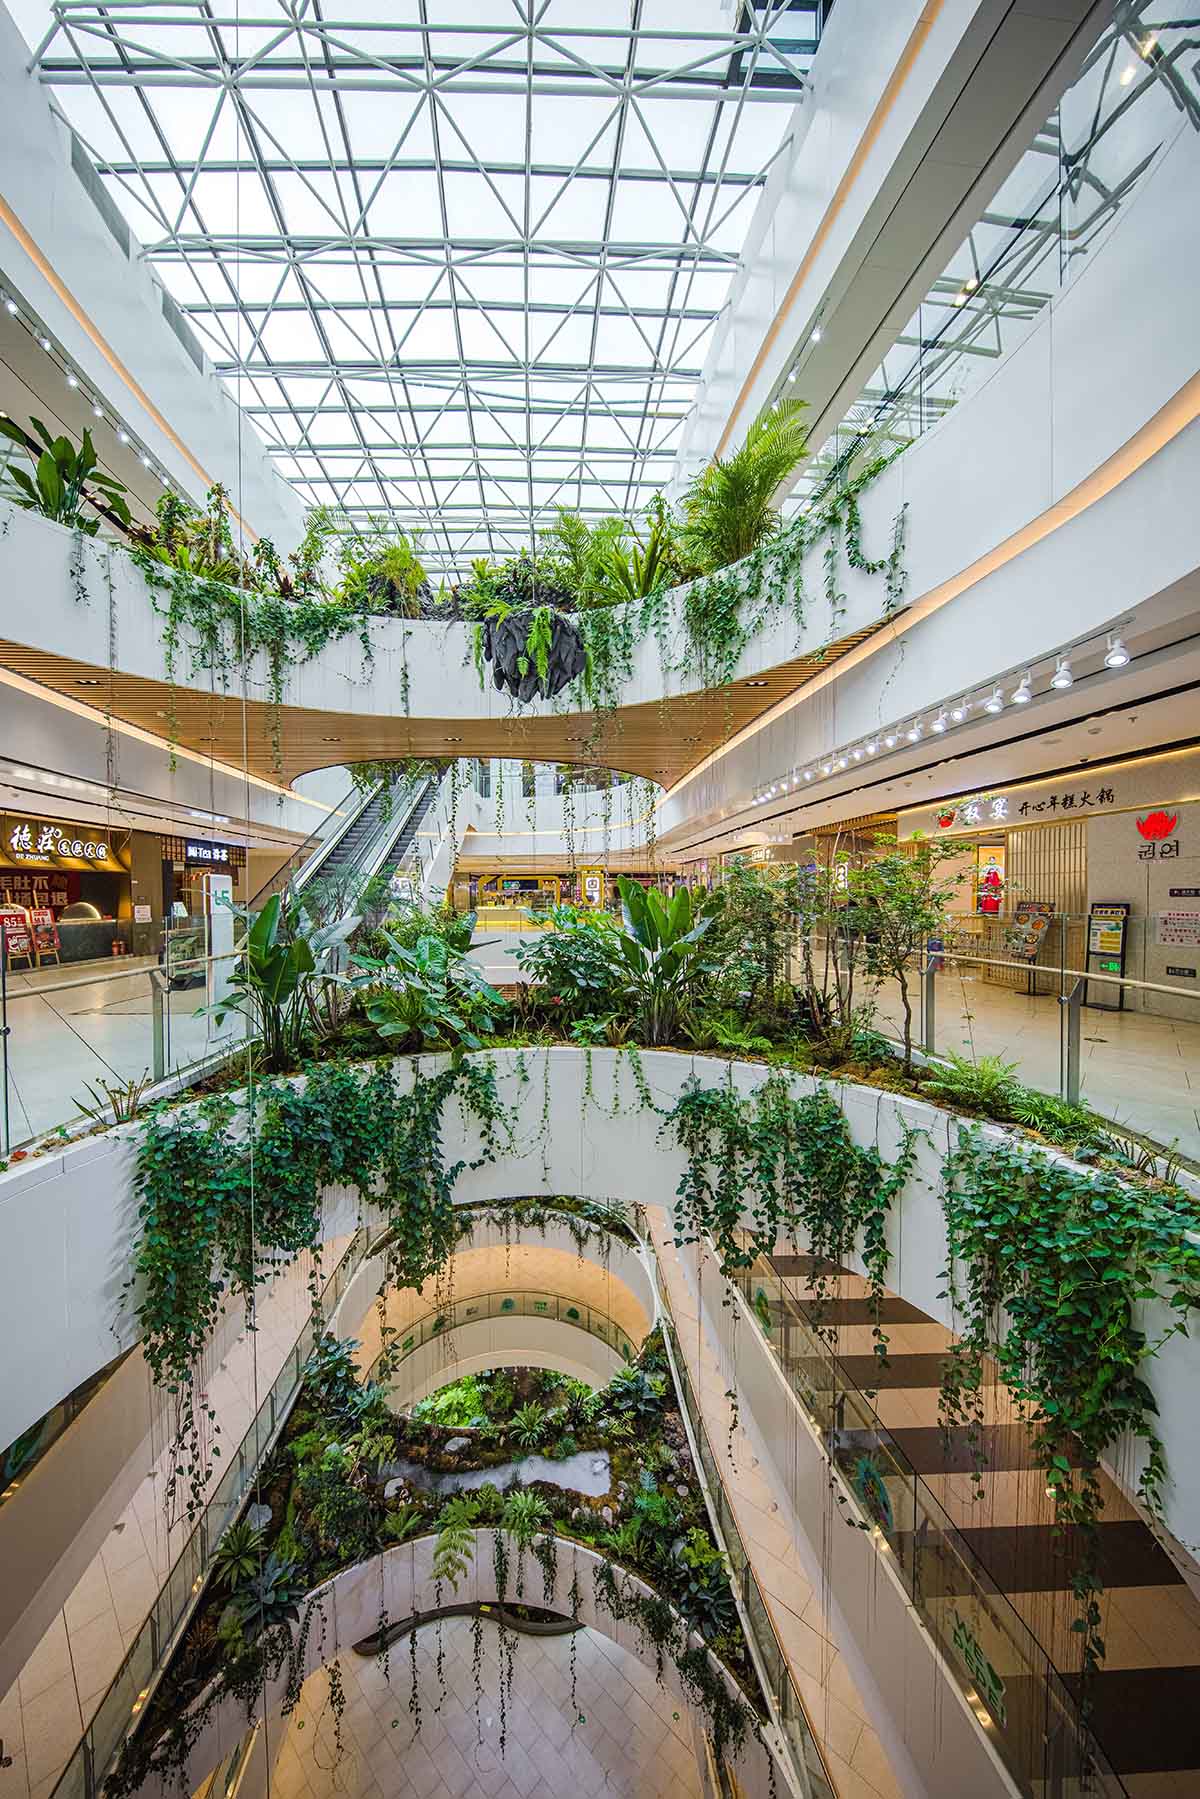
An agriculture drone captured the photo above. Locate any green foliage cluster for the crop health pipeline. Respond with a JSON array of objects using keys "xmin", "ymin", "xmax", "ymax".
[
  {"xmin": 133, "ymin": 1057, "xmax": 508, "ymax": 1521},
  {"xmin": 941, "ymin": 1129, "xmax": 1200, "ymax": 1681},
  {"xmin": 0, "ymin": 415, "xmax": 131, "ymax": 535},
  {"xmin": 663, "ymin": 1071, "xmax": 919, "ymax": 1359},
  {"xmin": 351, "ymin": 913, "xmax": 508, "ymax": 1053},
  {"xmin": 120, "ymin": 1301, "xmax": 757, "ymax": 1792}
]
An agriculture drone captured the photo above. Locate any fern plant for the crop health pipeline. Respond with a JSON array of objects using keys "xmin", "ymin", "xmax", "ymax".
[
  {"xmin": 680, "ymin": 397, "xmax": 809, "ymax": 570},
  {"xmin": 924, "ymin": 1052, "xmax": 1021, "ymax": 1114},
  {"xmin": 212, "ymin": 1520, "xmax": 265, "ymax": 1592},
  {"xmin": 432, "ymin": 1495, "xmax": 479, "ymax": 1591}
]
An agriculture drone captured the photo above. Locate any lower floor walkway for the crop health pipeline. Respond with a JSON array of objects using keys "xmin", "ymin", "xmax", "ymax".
[
  {"xmin": 271, "ymin": 1615, "xmax": 705, "ymax": 1799},
  {"xmin": 763, "ymin": 1251, "xmax": 1200, "ymax": 1798}
]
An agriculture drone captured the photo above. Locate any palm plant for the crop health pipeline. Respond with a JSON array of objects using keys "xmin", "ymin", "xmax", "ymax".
[
  {"xmin": 511, "ymin": 1402, "xmax": 547, "ymax": 1450},
  {"xmin": 680, "ymin": 397, "xmax": 809, "ymax": 570},
  {"xmin": 0, "ymin": 415, "xmax": 132, "ymax": 536}
]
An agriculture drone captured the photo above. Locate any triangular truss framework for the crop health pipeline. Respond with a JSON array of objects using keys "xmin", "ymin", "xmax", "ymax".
[{"xmin": 31, "ymin": 0, "xmax": 824, "ymax": 576}]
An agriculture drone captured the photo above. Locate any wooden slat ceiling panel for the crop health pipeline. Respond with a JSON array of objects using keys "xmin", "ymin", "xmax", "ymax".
[{"xmin": 0, "ymin": 620, "xmax": 884, "ymax": 791}]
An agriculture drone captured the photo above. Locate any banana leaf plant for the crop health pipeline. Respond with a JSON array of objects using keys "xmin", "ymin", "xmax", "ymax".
[
  {"xmin": 613, "ymin": 876, "xmax": 721, "ymax": 1046},
  {"xmin": 351, "ymin": 927, "xmax": 508, "ymax": 1053},
  {"xmin": 0, "ymin": 415, "xmax": 133, "ymax": 536},
  {"xmin": 202, "ymin": 891, "xmax": 360, "ymax": 1072}
]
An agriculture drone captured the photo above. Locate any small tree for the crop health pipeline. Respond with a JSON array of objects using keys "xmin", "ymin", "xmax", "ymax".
[{"xmin": 850, "ymin": 835, "xmax": 971, "ymax": 1070}]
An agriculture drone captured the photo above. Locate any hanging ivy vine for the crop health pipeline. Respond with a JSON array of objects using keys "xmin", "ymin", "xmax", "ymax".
[
  {"xmin": 940, "ymin": 1127, "xmax": 1200, "ymax": 1686},
  {"xmin": 132, "ymin": 1058, "xmax": 509, "ymax": 1523}
]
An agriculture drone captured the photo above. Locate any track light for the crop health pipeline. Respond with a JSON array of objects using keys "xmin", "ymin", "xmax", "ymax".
[
  {"xmin": 811, "ymin": 327, "xmax": 822, "ymax": 342},
  {"xmin": 821, "ymin": 763, "xmax": 832, "ymax": 776},
  {"xmin": 1051, "ymin": 656, "xmax": 1073, "ymax": 690},
  {"xmin": 851, "ymin": 746, "xmax": 862, "ymax": 760},
  {"xmin": 39, "ymin": 336, "xmax": 50, "ymax": 350},
  {"xmin": 883, "ymin": 733, "xmax": 897, "ymax": 749},
  {"xmin": 92, "ymin": 403, "xmax": 103, "ymax": 419},
  {"xmin": 803, "ymin": 769, "xmax": 813, "ymax": 782},
  {"xmin": 865, "ymin": 739, "xmax": 878, "ymax": 754},
  {"xmin": 931, "ymin": 710, "xmax": 947, "ymax": 733},
  {"xmin": 1104, "ymin": 634, "xmax": 1129, "ymax": 668},
  {"xmin": 118, "ymin": 429, "xmax": 129, "ymax": 443},
  {"xmin": 950, "ymin": 699, "xmax": 968, "ymax": 723},
  {"xmin": 1011, "ymin": 672, "xmax": 1032, "ymax": 704},
  {"xmin": 905, "ymin": 722, "xmax": 921, "ymax": 742},
  {"xmin": 4, "ymin": 298, "xmax": 16, "ymax": 315},
  {"xmin": 67, "ymin": 374, "xmax": 78, "ymax": 388},
  {"xmin": 983, "ymin": 687, "xmax": 1004, "ymax": 714}
]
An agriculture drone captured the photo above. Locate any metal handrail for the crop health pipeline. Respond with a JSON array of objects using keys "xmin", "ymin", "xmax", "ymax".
[
  {"xmin": 723, "ymin": 1250, "xmax": 1127, "ymax": 1798},
  {"xmin": 366, "ymin": 1284, "xmax": 642, "ymax": 1385},
  {"xmin": 633, "ymin": 1209, "xmax": 833, "ymax": 1799},
  {"xmin": 48, "ymin": 1223, "xmax": 378, "ymax": 1799}
]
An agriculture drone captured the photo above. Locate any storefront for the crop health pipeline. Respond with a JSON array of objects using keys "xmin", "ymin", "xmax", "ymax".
[
  {"xmin": 897, "ymin": 746, "xmax": 1200, "ymax": 1018},
  {"xmin": 158, "ymin": 835, "xmax": 248, "ymax": 978},
  {"xmin": 0, "ymin": 814, "xmax": 143, "ymax": 969}
]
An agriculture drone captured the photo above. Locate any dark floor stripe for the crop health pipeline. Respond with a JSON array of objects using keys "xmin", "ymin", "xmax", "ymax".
[
  {"xmin": 767, "ymin": 1253, "xmax": 850, "ymax": 1278},
  {"xmin": 1062, "ymin": 1667, "xmax": 1200, "ymax": 1774},
  {"xmin": 879, "ymin": 1423, "xmax": 1059, "ymax": 1475},
  {"xmin": 785, "ymin": 1294, "xmax": 932, "ymax": 1325},
  {"xmin": 958, "ymin": 1522, "xmax": 1182, "ymax": 1593}
]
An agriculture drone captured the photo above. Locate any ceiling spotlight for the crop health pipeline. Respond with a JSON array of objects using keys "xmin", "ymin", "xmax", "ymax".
[
  {"xmin": 865, "ymin": 739, "xmax": 878, "ymax": 754},
  {"xmin": 1051, "ymin": 655, "xmax": 1073, "ymax": 690},
  {"xmin": 92, "ymin": 403, "xmax": 103, "ymax": 418},
  {"xmin": 39, "ymin": 336, "xmax": 50, "ymax": 351},
  {"xmin": 67, "ymin": 374, "xmax": 78, "ymax": 388},
  {"xmin": 851, "ymin": 746, "xmax": 862, "ymax": 760},
  {"xmin": 905, "ymin": 722, "xmax": 921, "ymax": 742},
  {"xmin": 950, "ymin": 699, "xmax": 968, "ymax": 723},
  {"xmin": 883, "ymin": 733, "xmax": 897, "ymax": 749},
  {"xmin": 821, "ymin": 763, "xmax": 832, "ymax": 776},
  {"xmin": 983, "ymin": 687, "xmax": 1004, "ymax": 714},
  {"xmin": 803, "ymin": 769, "xmax": 813, "ymax": 782},
  {"xmin": 4, "ymin": 298, "xmax": 16, "ymax": 315},
  {"xmin": 744, "ymin": 679, "xmax": 769, "ymax": 688},
  {"xmin": 1104, "ymin": 634, "xmax": 1129, "ymax": 668},
  {"xmin": 930, "ymin": 710, "xmax": 948, "ymax": 733},
  {"xmin": 1011, "ymin": 672, "xmax": 1032, "ymax": 704},
  {"xmin": 811, "ymin": 327, "xmax": 822, "ymax": 343},
  {"xmin": 118, "ymin": 429, "xmax": 129, "ymax": 444},
  {"xmin": 141, "ymin": 453, "xmax": 151, "ymax": 467},
  {"xmin": 836, "ymin": 755, "xmax": 848, "ymax": 769}
]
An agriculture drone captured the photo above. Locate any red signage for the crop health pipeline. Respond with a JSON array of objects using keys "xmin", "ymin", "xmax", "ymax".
[
  {"xmin": 29, "ymin": 907, "xmax": 60, "ymax": 956},
  {"xmin": 1137, "ymin": 810, "xmax": 1178, "ymax": 841},
  {"xmin": 0, "ymin": 905, "xmax": 33, "ymax": 959}
]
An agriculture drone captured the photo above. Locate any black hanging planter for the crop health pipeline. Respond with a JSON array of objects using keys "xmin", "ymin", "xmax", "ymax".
[{"xmin": 482, "ymin": 607, "xmax": 587, "ymax": 702}]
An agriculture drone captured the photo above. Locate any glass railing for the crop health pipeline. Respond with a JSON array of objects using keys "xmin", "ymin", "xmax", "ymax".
[
  {"xmin": 787, "ymin": 2, "xmax": 1200, "ymax": 510},
  {"xmin": 722, "ymin": 1252, "xmax": 1127, "ymax": 1799},
  {"xmin": 798, "ymin": 914, "xmax": 1200, "ymax": 1169},
  {"xmin": 367, "ymin": 1286, "xmax": 641, "ymax": 1382},
  {"xmin": 0, "ymin": 781, "xmax": 446, "ymax": 1155},
  {"xmin": 50, "ymin": 1225, "xmax": 377, "ymax": 1799},
  {"xmin": 0, "ymin": 945, "xmax": 248, "ymax": 1156}
]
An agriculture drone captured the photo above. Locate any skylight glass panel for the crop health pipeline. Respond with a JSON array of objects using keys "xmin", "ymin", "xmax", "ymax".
[{"xmin": 28, "ymin": 0, "xmax": 819, "ymax": 574}]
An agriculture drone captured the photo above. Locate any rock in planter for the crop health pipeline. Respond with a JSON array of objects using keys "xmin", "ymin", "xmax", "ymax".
[
  {"xmin": 482, "ymin": 607, "xmax": 586, "ymax": 702},
  {"xmin": 443, "ymin": 1436, "xmax": 472, "ymax": 1456}
]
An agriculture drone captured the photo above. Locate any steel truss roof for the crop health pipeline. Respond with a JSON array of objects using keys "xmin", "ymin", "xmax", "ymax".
[{"xmin": 28, "ymin": 1, "xmax": 824, "ymax": 577}]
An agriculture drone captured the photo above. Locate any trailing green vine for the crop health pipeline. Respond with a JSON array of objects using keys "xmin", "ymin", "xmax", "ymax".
[{"xmin": 940, "ymin": 1128, "xmax": 1200, "ymax": 1687}]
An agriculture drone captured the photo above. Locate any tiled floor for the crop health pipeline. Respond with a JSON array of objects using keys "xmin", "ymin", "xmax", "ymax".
[
  {"xmin": 267, "ymin": 1615, "xmax": 705, "ymax": 1799},
  {"xmin": 871, "ymin": 969, "xmax": 1200, "ymax": 1161},
  {"xmin": 763, "ymin": 1253, "xmax": 1200, "ymax": 1794},
  {"xmin": 2, "ymin": 956, "xmax": 244, "ymax": 1146},
  {"xmin": 0, "ymin": 1241, "xmax": 345, "ymax": 1799}
]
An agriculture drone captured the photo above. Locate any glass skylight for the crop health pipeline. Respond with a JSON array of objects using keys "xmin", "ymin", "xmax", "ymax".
[{"xmin": 25, "ymin": 1, "xmax": 821, "ymax": 575}]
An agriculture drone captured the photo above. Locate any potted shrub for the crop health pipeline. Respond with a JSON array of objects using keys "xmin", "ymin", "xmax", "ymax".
[{"xmin": 471, "ymin": 550, "xmax": 586, "ymax": 701}]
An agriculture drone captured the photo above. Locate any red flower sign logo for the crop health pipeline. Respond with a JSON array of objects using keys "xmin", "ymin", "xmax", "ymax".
[
  {"xmin": 936, "ymin": 811, "xmax": 956, "ymax": 830},
  {"xmin": 1136, "ymin": 811, "xmax": 1177, "ymax": 841}
]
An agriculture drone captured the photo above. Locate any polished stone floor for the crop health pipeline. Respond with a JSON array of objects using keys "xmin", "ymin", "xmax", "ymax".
[
  {"xmin": 267, "ymin": 1616, "xmax": 705, "ymax": 1799},
  {"xmin": 1, "ymin": 956, "xmax": 244, "ymax": 1148}
]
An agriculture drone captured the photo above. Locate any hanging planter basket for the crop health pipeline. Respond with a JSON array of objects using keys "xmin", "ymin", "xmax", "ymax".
[{"xmin": 482, "ymin": 607, "xmax": 586, "ymax": 702}]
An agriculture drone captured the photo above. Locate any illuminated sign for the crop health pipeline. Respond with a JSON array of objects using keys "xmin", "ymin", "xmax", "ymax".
[
  {"xmin": 183, "ymin": 840, "xmax": 231, "ymax": 865},
  {"xmin": 3, "ymin": 818, "xmax": 114, "ymax": 866}
]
